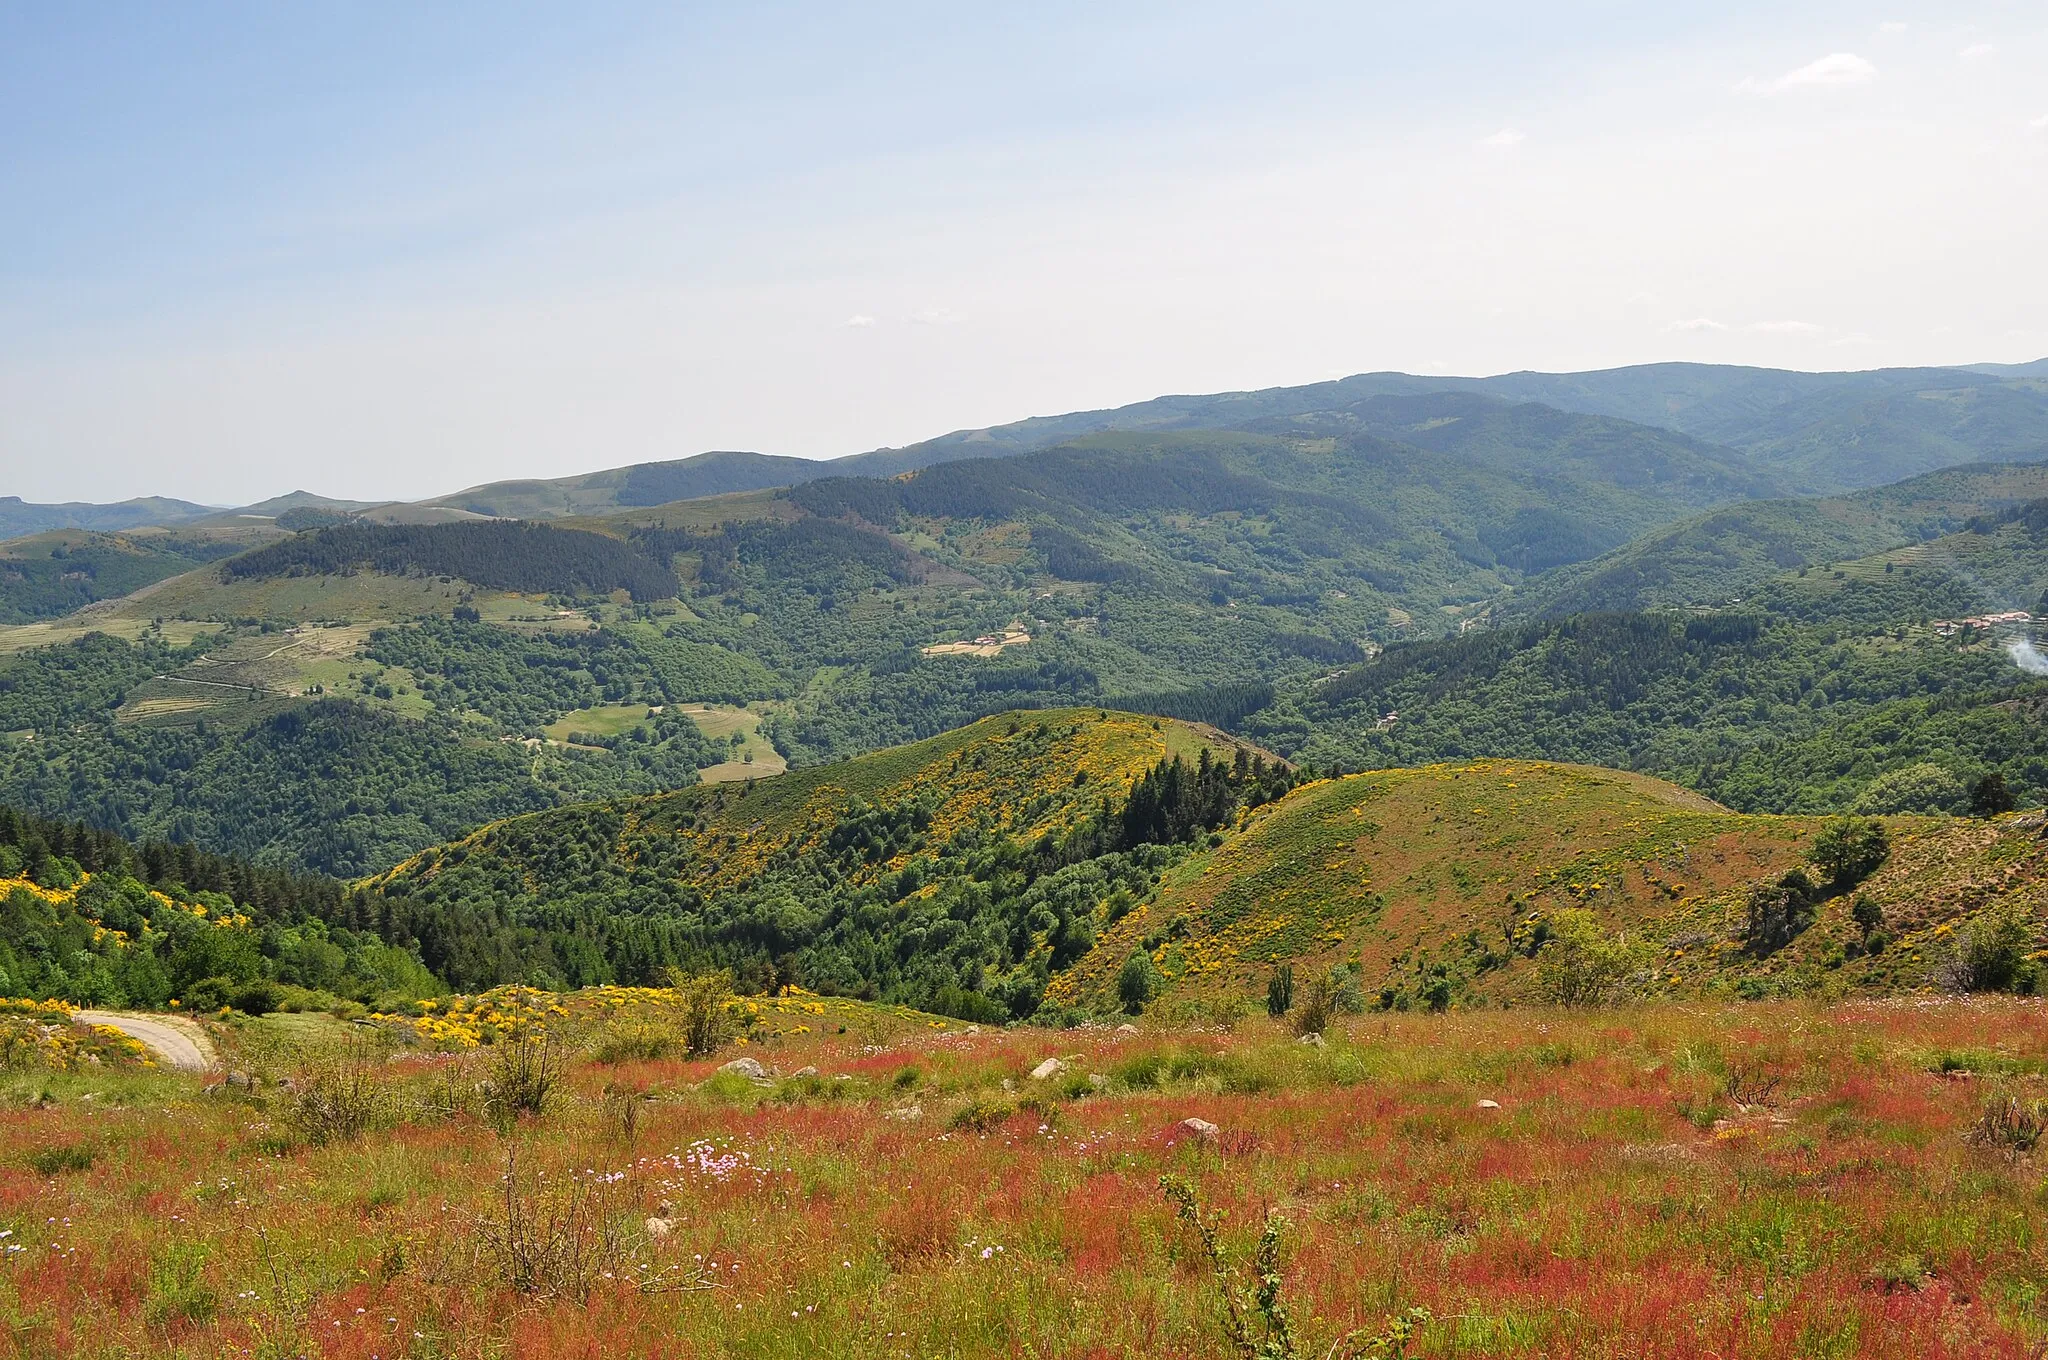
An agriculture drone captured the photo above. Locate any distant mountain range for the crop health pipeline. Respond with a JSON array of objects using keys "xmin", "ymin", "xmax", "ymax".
[{"xmin": 8, "ymin": 359, "xmax": 2045, "ymax": 538}]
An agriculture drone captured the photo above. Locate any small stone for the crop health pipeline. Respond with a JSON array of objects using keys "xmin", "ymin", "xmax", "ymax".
[
  {"xmin": 1029, "ymin": 1057, "xmax": 1066, "ymax": 1081},
  {"xmin": 1000, "ymin": 1078, "xmax": 1015, "ymax": 1093},
  {"xmin": 719, "ymin": 1057, "xmax": 770, "ymax": 1080},
  {"xmin": 1476, "ymin": 1099, "xmax": 1501, "ymax": 1110},
  {"xmin": 1297, "ymin": 1032, "xmax": 1326, "ymax": 1048},
  {"xmin": 1177, "ymin": 1117, "xmax": 1220, "ymax": 1141},
  {"xmin": 884, "ymin": 1104, "xmax": 923, "ymax": 1121},
  {"xmin": 1116, "ymin": 1023, "xmax": 1138, "ymax": 1035},
  {"xmin": 964, "ymin": 1025, "xmax": 981, "ymax": 1034},
  {"xmin": 790, "ymin": 1066, "xmax": 819, "ymax": 1079}
]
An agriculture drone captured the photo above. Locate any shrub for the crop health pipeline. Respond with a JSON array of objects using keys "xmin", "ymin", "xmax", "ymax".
[
  {"xmin": 1292, "ymin": 976, "xmax": 1336, "ymax": 1037},
  {"xmin": 930, "ymin": 985, "xmax": 1009, "ymax": 1025},
  {"xmin": 1266, "ymin": 963, "xmax": 1294, "ymax": 1018},
  {"xmin": 590, "ymin": 1022, "xmax": 677, "ymax": 1065},
  {"xmin": 1534, "ymin": 910, "xmax": 1647, "ymax": 1007},
  {"xmin": 1968, "ymin": 1088, "xmax": 2047, "ymax": 1157},
  {"xmin": 1935, "ymin": 908, "xmax": 2038, "ymax": 995},
  {"xmin": 474, "ymin": 1144, "xmax": 629, "ymax": 1302},
  {"xmin": 1808, "ymin": 817, "xmax": 1890, "ymax": 894},
  {"xmin": 1159, "ymin": 1175, "xmax": 1426, "ymax": 1360},
  {"xmin": 144, "ymin": 1243, "xmax": 219, "ymax": 1327},
  {"xmin": 26, "ymin": 1144, "xmax": 94, "ymax": 1175},
  {"xmin": 288, "ymin": 1045, "xmax": 385, "ymax": 1146},
  {"xmin": 950, "ymin": 1093, "xmax": 1017, "ymax": 1133},
  {"xmin": 1118, "ymin": 952, "xmax": 1163, "ymax": 1014},
  {"xmin": 485, "ymin": 1034, "xmax": 562, "ymax": 1127},
  {"xmin": 666, "ymin": 968, "xmax": 739, "ymax": 1057}
]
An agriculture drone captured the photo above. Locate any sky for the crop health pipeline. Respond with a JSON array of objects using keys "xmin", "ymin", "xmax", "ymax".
[{"xmin": 2, "ymin": 2, "xmax": 2045, "ymax": 506}]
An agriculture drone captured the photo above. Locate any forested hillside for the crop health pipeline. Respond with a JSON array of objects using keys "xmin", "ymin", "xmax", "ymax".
[
  {"xmin": 0, "ymin": 527, "xmax": 273, "ymax": 623},
  {"xmin": 354, "ymin": 710, "xmax": 1299, "ymax": 1007},
  {"xmin": 224, "ymin": 520, "xmax": 679, "ymax": 600},
  {"xmin": 0, "ymin": 803, "xmax": 435, "ymax": 1010}
]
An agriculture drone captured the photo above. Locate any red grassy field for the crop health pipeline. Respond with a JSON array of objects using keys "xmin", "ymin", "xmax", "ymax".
[{"xmin": 4, "ymin": 997, "xmax": 2048, "ymax": 1357}]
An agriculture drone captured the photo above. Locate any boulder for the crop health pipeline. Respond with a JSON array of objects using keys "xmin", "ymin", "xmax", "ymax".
[
  {"xmin": 1029, "ymin": 1057, "xmax": 1066, "ymax": 1081},
  {"xmin": 718, "ymin": 1057, "xmax": 770, "ymax": 1081},
  {"xmin": 1476, "ymin": 1099, "xmax": 1501, "ymax": 1110},
  {"xmin": 1177, "ymin": 1117, "xmax": 1220, "ymax": 1141},
  {"xmin": 1297, "ymin": 1032, "xmax": 1326, "ymax": 1048},
  {"xmin": 790, "ymin": 1066, "xmax": 819, "ymax": 1079},
  {"xmin": 1116, "ymin": 1023, "xmax": 1139, "ymax": 1035}
]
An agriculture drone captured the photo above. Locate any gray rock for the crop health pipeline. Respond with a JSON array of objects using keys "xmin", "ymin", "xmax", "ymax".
[
  {"xmin": 718, "ymin": 1056, "xmax": 770, "ymax": 1081},
  {"xmin": 1297, "ymin": 1032, "xmax": 1326, "ymax": 1048},
  {"xmin": 790, "ymin": 1066, "xmax": 819, "ymax": 1079},
  {"xmin": 1029, "ymin": 1057, "xmax": 1066, "ymax": 1081},
  {"xmin": 1177, "ymin": 1117, "xmax": 1220, "ymax": 1141},
  {"xmin": 1116, "ymin": 1023, "xmax": 1139, "ymax": 1035},
  {"xmin": 884, "ymin": 1104, "xmax": 922, "ymax": 1121},
  {"xmin": 1476, "ymin": 1099, "xmax": 1501, "ymax": 1110},
  {"xmin": 1088, "ymin": 1073, "xmax": 1110, "ymax": 1090}
]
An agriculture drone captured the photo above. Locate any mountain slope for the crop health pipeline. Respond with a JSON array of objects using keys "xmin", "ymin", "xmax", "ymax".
[
  {"xmin": 1055, "ymin": 759, "xmax": 2048, "ymax": 1012},
  {"xmin": 1505, "ymin": 460, "xmax": 2048, "ymax": 617},
  {"xmin": 358, "ymin": 708, "xmax": 1287, "ymax": 998}
]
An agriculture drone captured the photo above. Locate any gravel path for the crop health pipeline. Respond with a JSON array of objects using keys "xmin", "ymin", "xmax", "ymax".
[{"xmin": 73, "ymin": 1011, "xmax": 216, "ymax": 1071}]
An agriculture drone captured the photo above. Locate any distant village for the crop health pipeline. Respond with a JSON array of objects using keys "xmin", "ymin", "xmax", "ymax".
[{"xmin": 1932, "ymin": 610, "xmax": 2035, "ymax": 637}]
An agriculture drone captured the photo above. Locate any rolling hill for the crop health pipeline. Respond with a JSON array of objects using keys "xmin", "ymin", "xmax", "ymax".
[
  {"xmin": 1503, "ymin": 460, "xmax": 2048, "ymax": 618},
  {"xmin": 1053, "ymin": 758, "xmax": 2048, "ymax": 1013},
  {"xmin": 357, "ymin": 716, "xmax": 2048, "ymax": 1017},
  {"xmin": 356, "ymin": 708, "xmax": 1290, "ymax": 998}
]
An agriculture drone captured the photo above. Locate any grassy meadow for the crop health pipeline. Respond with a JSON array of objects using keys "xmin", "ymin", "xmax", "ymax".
[{"xmin": 5, "ymin": 989, "xmax": 2048, "ymax": 1357}]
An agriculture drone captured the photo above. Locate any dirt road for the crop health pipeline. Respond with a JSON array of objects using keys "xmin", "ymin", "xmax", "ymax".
[{"xmin": 73, "ymin": 1011, "xmax": 216, "ymax": 1071}]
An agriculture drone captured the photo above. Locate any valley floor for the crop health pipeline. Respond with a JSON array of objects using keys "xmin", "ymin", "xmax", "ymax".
[{"xmin": 5, "ymin": 995, "xmax": 2048, "ymax": 1356}]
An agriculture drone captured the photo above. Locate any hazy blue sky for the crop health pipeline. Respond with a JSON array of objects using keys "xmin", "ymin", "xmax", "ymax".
[{"xmin": 3, "ymin": 2, "xmax": 2044, "ymax": 505}]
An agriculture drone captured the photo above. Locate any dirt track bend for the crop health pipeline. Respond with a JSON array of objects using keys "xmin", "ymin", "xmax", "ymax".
[{"xmin": 73, "ymin": 1012, "xmax": 216, "ymax": 1072}]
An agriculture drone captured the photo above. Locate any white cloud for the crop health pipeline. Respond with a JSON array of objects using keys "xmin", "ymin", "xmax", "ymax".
[
  {"xmin": 1740, "ymin": 52, "xmax": 1878, "ymax": 94},
  {"xmin": 1877, "ymin": 21, "xmax": 1908, "ymax": 35},
  {"xmin": 908, "ymin": 307, "xmax": 962, "ymax": 325},
  {"xmin": 842, "ymin": 314, "xmax": 877, "ymax": 328},
  {"xmin": 1830, "ymin": 332, "xmax": 1877, "ymax": 347},
  {"xmin": 1959, "ymin": 43, "xmax": 1996, "ymax": 60},
  {"xmin": 1477, "ymin": 127, "xmax": 1526, "ymax": 150},
  {"xmin": 1667, "ymin": 317, "xmax": 1728, "ymax": 332},
  {"xmin": 2032, "ymin": 114, "xmax": 2048, "ymax": 131}
]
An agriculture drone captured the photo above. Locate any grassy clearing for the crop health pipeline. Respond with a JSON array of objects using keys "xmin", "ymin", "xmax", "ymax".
[
  {"xmin": 678, "ymin": 703, "xmax": 787, "ymax": 782},
  {"xmin": 6, "ymin": 995, "xmax": 2048, "ymax": 1355}
]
